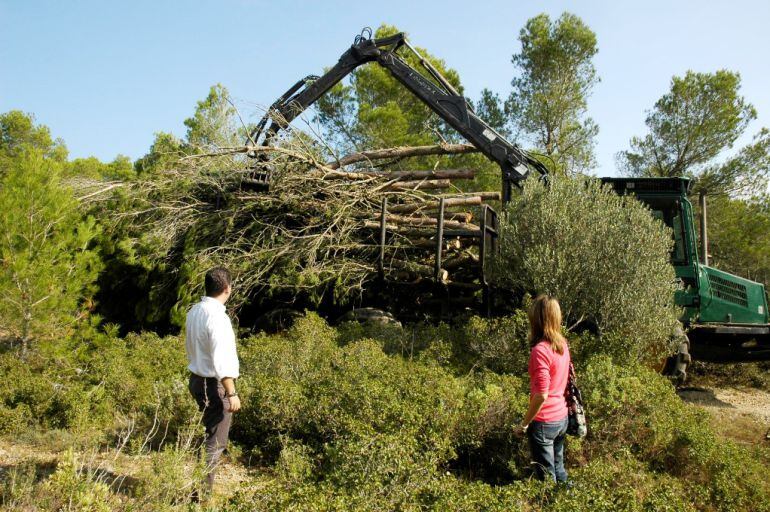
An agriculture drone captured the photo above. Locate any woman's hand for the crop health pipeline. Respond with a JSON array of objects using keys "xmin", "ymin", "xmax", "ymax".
[{"xmin": 513, "ymin": 424, "xmax": 529, "ymax": 437}]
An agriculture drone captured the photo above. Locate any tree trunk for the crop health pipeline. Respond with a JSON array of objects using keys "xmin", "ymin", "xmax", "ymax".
[
  {"xmin": 383, "ymin": 179, "xmax": 452, "ymax": 191},
  {"xmin": 387, "ymin": 258, "xmax": 448, "ymax": 282},
  {"xmin": 388, "ymin": 192, "xmax": 500, "ymax": 214},
  {"xmin": 329, "ymin": 143, "xmax": 478, "ymax": 169},
  {"xmin": 322, "ymin": 168, "xmax": 476, "ymax": 181}
]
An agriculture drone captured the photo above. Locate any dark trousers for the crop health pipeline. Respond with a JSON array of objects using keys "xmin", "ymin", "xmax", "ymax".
[
  {"xmin": 527, "ymin": 416, "xmax": 569, "ymax": 482},
  {"xmin": 188, "ymin": 374, "xmax": 232, "ymax": 489}
]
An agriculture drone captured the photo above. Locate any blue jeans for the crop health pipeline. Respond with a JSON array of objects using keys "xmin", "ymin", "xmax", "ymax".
[{"xmin": 527, "ymin": 416, "xmax": 568, "ymax": 482}]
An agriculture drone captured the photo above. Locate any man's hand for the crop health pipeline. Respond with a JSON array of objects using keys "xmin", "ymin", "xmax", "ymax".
[
  {"xmin": 221, "ymin": 377, "xmax": 241, "ymax": 412},
  {"xmin": 227, "ymin": 395, "xmax": 241, "ymax": 413}
]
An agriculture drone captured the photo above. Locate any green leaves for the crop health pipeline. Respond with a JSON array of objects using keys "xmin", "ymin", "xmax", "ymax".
[
  {"xmin": 0, "ymin": 110, "xmax": 68, "ymax": 172},
  {"xmin": 492, "ymin": 175, "xmax": 680, "ymax": 363},
  {"xmin": 508, "ymin": 13, "xmax": 599, "ymax": 173},
  {"xmin": 0, "ymin": 149, "xmax": 102, "ymax": 351},
  {"xmin": 618, "ymin": 70, "xmax": 769, "ymax": 195},
  {"xmin": 706, "ymin": 194, "xmax": 770, "ymax": 285},
  {"xmin": 315, "ymin": 24, "xmax": 465, "ymax": 154},
  {"xmin": 183, "ymin": 83, "xmax": 243, "ymax": 149}
]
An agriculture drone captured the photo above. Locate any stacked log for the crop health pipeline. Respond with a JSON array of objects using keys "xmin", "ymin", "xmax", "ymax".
[
  {"xmin": 120, "ymin": 142, "xmax": 502, "ymax": 312},
  {"xmin": 353, "ymin": 164, "xmax": 499, "ymax": 289}
]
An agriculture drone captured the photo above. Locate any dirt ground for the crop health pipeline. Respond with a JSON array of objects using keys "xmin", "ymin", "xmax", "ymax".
[
  {"xmin": 678, "ymin": 384, "xmax": 770, "ymax": 445},
  {"xmin": 0, "ymin": 439, "xmax": 252, "ymax": 505}
]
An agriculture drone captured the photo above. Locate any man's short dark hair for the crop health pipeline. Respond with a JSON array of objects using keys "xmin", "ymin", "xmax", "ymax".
[{"xmin": 205, "ymin": 267, "xmax": 231, "ymax": 297}]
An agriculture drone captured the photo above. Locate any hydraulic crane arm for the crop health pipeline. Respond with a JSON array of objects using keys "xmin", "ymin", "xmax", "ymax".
[{"xmin": 250, "ymin": 29, "xmax": 547, "ymax": 201}]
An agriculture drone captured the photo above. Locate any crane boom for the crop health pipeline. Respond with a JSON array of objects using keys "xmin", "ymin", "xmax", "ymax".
[{"xmin": 250, "ymin": 30, "xmax": 547, "ymax": 201}]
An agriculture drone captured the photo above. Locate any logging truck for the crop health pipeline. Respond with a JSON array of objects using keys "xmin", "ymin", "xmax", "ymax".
[{"xmin": 250, "ymin": 28, "xmax": 770, "ymax": 381}]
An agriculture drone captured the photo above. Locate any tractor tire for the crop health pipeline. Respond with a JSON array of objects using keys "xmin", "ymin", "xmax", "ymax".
[
  {"xmin": 253, "ymin": 308, "xmax": 303, "ymax": 333},
  {"xmin": 663, "ymin": 328, "xmax": 691, "ymax": 387},
  {"xmin": 337, "ymin": 308, "xmax": 402, "ymax": 328}
]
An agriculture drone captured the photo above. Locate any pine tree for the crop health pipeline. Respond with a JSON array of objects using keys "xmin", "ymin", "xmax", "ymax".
[{"xmin": 0, "ymin": 149, "xmax": 102, "ymax": 354}]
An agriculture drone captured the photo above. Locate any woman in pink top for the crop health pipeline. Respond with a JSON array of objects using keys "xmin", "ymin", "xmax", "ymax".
[{"xmin": 516, "ymin": 294, "xmax": 570, "ymax": 483}]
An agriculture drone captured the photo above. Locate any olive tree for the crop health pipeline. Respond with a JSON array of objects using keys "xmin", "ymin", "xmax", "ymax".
[{"xmin": 492, "ymin": 175, "xmax": 680, "ymax": 364}]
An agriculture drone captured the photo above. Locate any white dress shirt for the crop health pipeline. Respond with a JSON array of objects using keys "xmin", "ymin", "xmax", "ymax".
[{"xmin": 185, "ymin": 296, "xmax": 240, "ymax": 381}]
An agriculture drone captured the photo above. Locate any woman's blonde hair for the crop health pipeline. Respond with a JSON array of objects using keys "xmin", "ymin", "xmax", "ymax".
[{"xmin": 528, "ymin": 294, "xmax": 566, "ymax": 354}]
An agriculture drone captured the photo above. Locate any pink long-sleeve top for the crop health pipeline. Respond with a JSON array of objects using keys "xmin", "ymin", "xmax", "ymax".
[{"xmin": 528, "ymin": 339, "xmax": 570, "ymax": 422}]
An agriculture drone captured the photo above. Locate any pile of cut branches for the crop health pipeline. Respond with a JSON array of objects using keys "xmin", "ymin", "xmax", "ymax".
[{"xmin": 111, "ymin": 136, "xmax": 500, "ymax": 312}]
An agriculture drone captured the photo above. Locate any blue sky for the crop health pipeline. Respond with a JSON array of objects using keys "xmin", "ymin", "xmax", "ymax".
[{"xmin": 2, "ymin": 0, "xmax": 769, "ymax": 176}]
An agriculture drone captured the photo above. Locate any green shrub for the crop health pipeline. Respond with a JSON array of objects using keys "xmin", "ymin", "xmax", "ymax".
[
  {"xmin": 580, "ymin": 355, "xmax": 770, "ymax": 510},
  {"xmin": 39, "ymin": 450, "xmax": 119, "ymax": 512},
  {"xmin": 0, "ymin": 329, "xmax": 194, "ymax": 445},
  {"xmin": 337, "ymin": 311, "xmax": 532, "ymax": 375},
  {"xmin": 235, "ymin": 313, "xmax": 465, "ymax": 466},
  {"xmin": 76, "ymin": 331, "xmax": 195, "ymax": 447},
  {"xmin": 492, "ymin": 175, "xmax": 681, "ymax": 364},
  {"xmin": 549, "ymin": 456, "xmax": 696, "ymax": 512},
  {"xmin": 453, "ymin": 371, "xmax": 529, "ymax": 482},
  {"xmin": 0, "ymin": 350, "xmax": 104, "ymax": 436},
  {"xmin": 3, "ymin": 311, "xmax": 770, "ymax": 511},
  {"xmin": 132, "ymin": 445, "xmax": 205, "ymax": 507},
  {"xmin": 0, "ymin": 460, "xmax": 39, "ymax": 508}
]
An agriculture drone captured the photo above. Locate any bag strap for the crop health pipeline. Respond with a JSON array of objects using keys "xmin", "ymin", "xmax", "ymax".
[{"xmin": 565, "ymin": 361, "xmax": 584, "ymax": 404}]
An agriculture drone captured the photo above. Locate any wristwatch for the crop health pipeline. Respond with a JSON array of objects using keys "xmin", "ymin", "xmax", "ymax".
[{"xmin": 225, "ymin": 391, "xmax": 238, "ymax": 398}]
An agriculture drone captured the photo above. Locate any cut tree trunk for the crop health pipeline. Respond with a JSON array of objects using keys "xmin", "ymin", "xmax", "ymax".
[
  {"xmin": 329, "ymin": 143, "xmax": 478, "ymax": 169},
  {"xmin": 378, "ymin": 214, "xmax": 480, "ymax": 231},
  {"xmin": 396, "ymin": 238, "xmax": 462, "ymax": 251},
  {"xmin": 387, "ymin": 192, "xmax": 501, "ymax": 214},
  {"xmin": 442, "ymin": 252, "xmax": 479, "ymax": 270},
  {"xmin": 383, "ymin": 179, "xmax": 452, "ymax": 191},
  {"xmin": 387, "ymin": 258, "xmax": 448, "ymax": 282},
  {"xmin": 322, "ymin": 168, "xmax": 475, "ymax": 181}
]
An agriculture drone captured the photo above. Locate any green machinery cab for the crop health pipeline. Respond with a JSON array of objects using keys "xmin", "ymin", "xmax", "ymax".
[{"xmin": 601, "ymin": 177, "xmax": 770, "ymax": 362}]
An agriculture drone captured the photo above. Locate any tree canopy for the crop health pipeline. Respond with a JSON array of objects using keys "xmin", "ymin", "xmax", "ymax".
[
  {"xmin": 617, "ymin": 70, "xmax": 770, "ymax": 196},
  {"xmin": 315, "ymin": 24, "xmax": 465, "ymax": 152},
  {"xmin": 505, "ymin": 12, "xmax": 600, "ymax": 173},
  {"xmin": 707, "ymin": 194, "xmax": 770, "ymax": 285},
  {"xmin": 0, "ymin": 110, "xmax": 68, "ymax": 174},
  {"xmin": 0, "ymin": 149, "xmax": 101, "ymax": 353}
]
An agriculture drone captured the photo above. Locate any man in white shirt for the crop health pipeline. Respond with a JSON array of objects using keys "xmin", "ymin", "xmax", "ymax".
[{"xmin": 186, "ymin": 267, "xmax": 241, "ymax": 492}]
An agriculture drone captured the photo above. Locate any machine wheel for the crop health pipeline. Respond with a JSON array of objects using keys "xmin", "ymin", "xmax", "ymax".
[
  {"xmin": 662, "ymin": 327, "xmax": 691, "ymax": 386},
  {"xmin": 253, "ymin": 308, "xmax": 303, "ymax": 333},
  {"xmin": 337, "ymin": 307, "xmax": 402, "ymax": 328}
]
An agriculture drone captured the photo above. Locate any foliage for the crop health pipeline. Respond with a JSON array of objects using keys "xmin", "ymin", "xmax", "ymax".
[
  {"xmin": 579, "ymin": 355, "xmax": 770, "ymax": 511},
  {"xmin": 316, "ymin": 24, "xmax": 464, "ymax": 152},
  {"xmin": 133, "ymin": 131, "xmax": 186, "ymax": 176},
  {"xmin": 65, "ymin": 155, "xmax": 135, "ymax": 181},
  {"xmin": 474, "ymin": 88, "xmax": 512, "ymax": 138},
  {"xmin": 2, "ymin": 313, "xmax": 770, "ymax": 510},
  {"xmin": 492, "ymin": 175, "xmax": 680, "ymax": 364},
  {"xmin": 90, "ymin": 87, "xmax": 238, "ymax": 329},
  {"xmin": 0, "ymin": 329, "xmax": 192, "ymax": 445},
  {"xmin": 228, "ymin": 315, "xmax": 770, "ymax": 511},
  {"xmin": 617, "ymin": 70, "xmax": 770, "ymax": 196},
  {"xmin": 40, "ymin": 450, "xmax": 118, "ymax": 512},
  {"xmin": 337, "ymin": 311, "xmax": 532, "ymax": 375},
  {"xmin": 507, "ymin": 12, "xmax": 599, "ymax": 173},
  {"xmin": 705, "ymin": 194, "xmax": 770, "ymax": 286},
  {"xmin": 234, "ymin": 314, "xmax": 467, "ymax": 461},
  {"xmin": 0, "ymin": 110, "xmax": 68, "ymax": 172},
  {"xmin": 184, "ymin": 83, "xmax": 245, "ymax": 149},
  {"xmin": 0, "ymin": 149, "xmax": 102, "ymax": 353}
]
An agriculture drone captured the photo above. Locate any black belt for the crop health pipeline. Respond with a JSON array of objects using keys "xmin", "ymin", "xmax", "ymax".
[{"xmin": 190, "ymin": 372, "xmax": 216, "ymax": 380}]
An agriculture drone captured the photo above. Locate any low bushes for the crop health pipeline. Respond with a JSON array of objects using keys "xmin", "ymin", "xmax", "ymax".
[
  {"xmin": 233, "ymin": 313, "xmax": 469, "ymax": 466},
  {"xmin": 0, "ymin": 329, "xmax": 192, "ymax": 447},
  {"xmin": 2, "ymin": 312, "xmax": 770, "ymax": 510}
]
